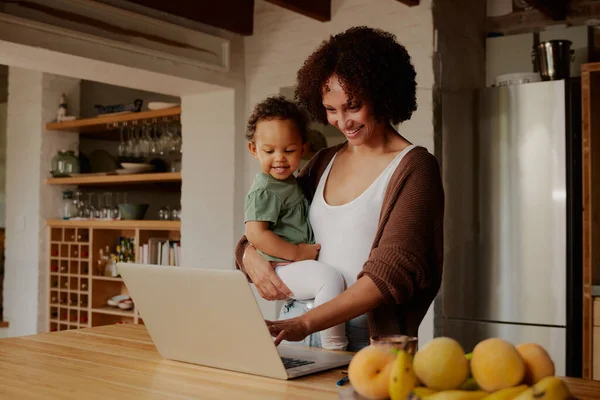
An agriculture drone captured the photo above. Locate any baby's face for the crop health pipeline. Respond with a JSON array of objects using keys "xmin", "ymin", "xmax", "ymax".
[{"xmin": 249, "ymin": 118, "xmax": 307, "ymax": 180}]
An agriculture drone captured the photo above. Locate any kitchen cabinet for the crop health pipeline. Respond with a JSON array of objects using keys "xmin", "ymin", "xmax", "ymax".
[{"xmin": 594, "ymin": 297, "xmax": 600, "ymax": 380}]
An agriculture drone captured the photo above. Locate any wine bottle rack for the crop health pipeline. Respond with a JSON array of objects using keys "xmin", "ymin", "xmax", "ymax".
[{"xmin": 47, "ymin": 220, "xmax": 180, "ymax": 332}]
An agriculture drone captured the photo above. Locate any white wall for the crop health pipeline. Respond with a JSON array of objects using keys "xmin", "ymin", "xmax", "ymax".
[
  {"xmin": 244, "ymin": 0, "xmax": 436, "ymax": 343},
  {"xmin": 4, "ymin": 68, "xmax": 81, "ymax": 336},
  {"xmin": 5, "ymin": 68, "xmax": 44, "ymax": 337},
  {"xmin": 179, "ymin": 89, "xmax": 239, "ymax": 270}
]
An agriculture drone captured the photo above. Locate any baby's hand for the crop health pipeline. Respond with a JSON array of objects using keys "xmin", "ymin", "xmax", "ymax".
[{"xmin": 295, "ymin": 243, "xmax": 321, "ymax": 261}]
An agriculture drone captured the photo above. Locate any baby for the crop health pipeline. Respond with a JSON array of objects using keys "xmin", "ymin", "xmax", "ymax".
[{"xmin": 244, "ymin": 95, "xmax": 348, "ymax": 351}]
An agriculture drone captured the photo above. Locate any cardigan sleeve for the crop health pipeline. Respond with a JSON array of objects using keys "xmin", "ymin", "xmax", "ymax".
[{"xmin": 357, "ymin": 151, "xmax": 445, "ymax": 305}]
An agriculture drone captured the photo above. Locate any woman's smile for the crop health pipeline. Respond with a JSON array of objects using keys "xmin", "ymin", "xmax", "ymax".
[{"xmin": 343, "ymin": 125, "xmax": 364, "ymax": 138}]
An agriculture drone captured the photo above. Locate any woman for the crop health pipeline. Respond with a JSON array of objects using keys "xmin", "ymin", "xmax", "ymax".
[{"xmin": 235, "ymin": 26, "xmax": 444, "ymax": 351}]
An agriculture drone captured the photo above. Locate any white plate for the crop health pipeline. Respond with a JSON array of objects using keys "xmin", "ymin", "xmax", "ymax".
[{"xmin": 148, "ymin": 102, "xmax": 179, "ymax": 110}]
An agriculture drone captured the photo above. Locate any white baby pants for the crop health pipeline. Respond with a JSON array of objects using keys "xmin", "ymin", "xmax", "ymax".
[{"xmin": 274, "ymin": 260, "xmax": 348, "ymax": 350}]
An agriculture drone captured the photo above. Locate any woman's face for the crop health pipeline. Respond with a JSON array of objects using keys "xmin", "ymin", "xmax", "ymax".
[{"xmin": 322, "ymin": 74, "xmax": 383, "ymax": 146}]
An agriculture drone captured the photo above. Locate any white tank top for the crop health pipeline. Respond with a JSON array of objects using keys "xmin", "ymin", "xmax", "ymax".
[{"xmin": 309, "ymin": 145, "xmax": 417, "ymax": 287}]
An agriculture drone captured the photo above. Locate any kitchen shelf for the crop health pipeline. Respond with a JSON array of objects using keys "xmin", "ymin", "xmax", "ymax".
[
  {"xmin": 92, "ymin": 276, "xmax": 123, "ymax": 282},
  {"xmin": 45, "ymin": 107, "xmax": 181, "ymax": 134},
  {"xmin": 45, "ymin": 172, "xmax": 181, "ymax": 186},
  {"xmin": 47, "ymin": 219, "xmax": 180, "ymax": 230},
  {"xmin": 48, "ymin": 222, "xmax": 180, "ymax": 333},
  {"xmin": 91, "ymin": 307, "xmax": 134, "ymax": 317}
]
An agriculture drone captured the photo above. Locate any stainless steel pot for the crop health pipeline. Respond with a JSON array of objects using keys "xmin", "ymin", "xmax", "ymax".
[{"xmin": 531, "ymin": 40, "xmax": 574, "ymax": 81}]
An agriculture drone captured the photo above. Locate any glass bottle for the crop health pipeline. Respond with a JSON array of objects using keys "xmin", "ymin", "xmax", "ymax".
[
  {"xmin": 60, "ymin": 191, "xmax": 78, "ymax": 220},
  {"xmin": 104, "ymin": 255, "xmax": 118, "ymax": 278}
]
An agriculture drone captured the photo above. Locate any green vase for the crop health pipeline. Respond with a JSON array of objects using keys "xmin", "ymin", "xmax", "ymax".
[{"xmin": 51, "ymin": 150, "xmax": 80, "ymax": 177}]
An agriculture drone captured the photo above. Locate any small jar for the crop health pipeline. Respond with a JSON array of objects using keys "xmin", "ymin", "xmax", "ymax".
[
  {"xmin": 51, "ymin": 150, "xmax": 80, "ymax": 177},
  {"xmin": 60, "ymin": 191, "xmax": 78, "ymax": 220},
  {"xmin": 370, "ymin": 335, "xmax": 418, "ymax": 354}
]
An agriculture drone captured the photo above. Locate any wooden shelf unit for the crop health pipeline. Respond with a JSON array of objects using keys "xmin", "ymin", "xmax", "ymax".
[
  {"xmin": 47, "ymin": 220, "xmax": 180, "ymax": 333},
  {"xmin": 45, "ymin": 107, "xmax": 181, "ymax": 134},
  {"xmin": 582, "ymin": 61, "xmax": 600, "ymax": 380},
  {"xmin": 45, "ymin": 172, "xmax": 181, "ymax": 186}
]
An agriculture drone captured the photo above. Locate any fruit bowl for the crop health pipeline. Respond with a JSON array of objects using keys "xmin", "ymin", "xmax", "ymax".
[{"xmin": 346, "ymin": 337, "xmax": 566, "ymax": 400}]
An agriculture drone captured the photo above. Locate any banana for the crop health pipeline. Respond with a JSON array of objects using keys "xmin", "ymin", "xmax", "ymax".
[
  {"xmin": 407, "ymin": 387, "xmax": 439, "ymax": 399},
  {"xmin": 422, "ymin": 390, "xmax": 488, "ymax": 400},
  {"xmin": 482, "ymin": 385, "xmax": 528, "ymax": 400},
  {"xmin": 388, "ymin": 347, "xmax": 418, "ymax": 400},
  {"xmin": 413, "ymin": 387, "xmax": 438, "ymax": 397},
  {"xmin": 512, "ymin": 377, "xmax": 570, "ymax": 400}
]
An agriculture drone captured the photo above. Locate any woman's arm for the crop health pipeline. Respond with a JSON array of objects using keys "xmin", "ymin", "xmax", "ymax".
[
  {"xmin": 267, "ymin": 275, "xmax": 384, "ymax": 344},
  {"xmin": 357, "ymin": 150, "xmax": 444, "ymax": 305},
  {"xmin": 267, "ymin": 150, "xmax": 444, "ymax": 342}
]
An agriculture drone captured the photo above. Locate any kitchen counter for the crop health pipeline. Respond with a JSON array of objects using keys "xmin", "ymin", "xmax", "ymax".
[
  {"xmin": 0, "ymin": 324, "xmax": 598, "ymax": 399},
  {"xmin": 0, "ymin": 324, "xmax": 346, "ymax": 399}
]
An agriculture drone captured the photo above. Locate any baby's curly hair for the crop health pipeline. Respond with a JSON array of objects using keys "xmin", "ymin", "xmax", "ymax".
[
  {"xmin": 246, "ymin": 95, "xmax": 309, "ymax": 142},
  {"xmin": 295, "ymin": 26, "xmax": 417, "ymax": 126}
]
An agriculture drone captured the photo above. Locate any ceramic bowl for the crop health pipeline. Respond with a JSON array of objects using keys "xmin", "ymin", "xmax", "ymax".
[{"xmin": 118, "ymin": 203, "xmax": 149, "ymax": 220}]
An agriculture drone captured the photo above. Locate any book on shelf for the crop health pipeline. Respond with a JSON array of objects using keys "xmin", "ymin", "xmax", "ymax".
[{"xmin": 139, "ymin": 237, "xmax": 180, "ymax": 266}]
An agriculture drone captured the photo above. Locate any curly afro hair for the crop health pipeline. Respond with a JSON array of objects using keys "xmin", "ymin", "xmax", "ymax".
[
  {"xmin": 295, "ymin": 26, "xmax": 417, "ymax": 126},
  {"xmin": 246, "ymin": 95, "xmax": 309, "ymax": 142}
]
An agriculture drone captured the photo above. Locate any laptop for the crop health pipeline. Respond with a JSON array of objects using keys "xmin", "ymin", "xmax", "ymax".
[{"xmin": 117, "ymin": 262, "xmax": 354, "ymax": 380}]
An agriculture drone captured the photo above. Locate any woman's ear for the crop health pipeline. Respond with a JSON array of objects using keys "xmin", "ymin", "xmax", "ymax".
[{"xmin": 248, "ymin": 141, "xmax": 259, "ymax": 159}]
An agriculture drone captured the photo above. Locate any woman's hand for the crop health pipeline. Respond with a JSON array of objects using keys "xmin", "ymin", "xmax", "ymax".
[
  {"xmin": 266, "ymin": 317, "xmax": 310, "ymax": 346},
  {"xmin": 243, "ymin": 245, "xmax": 293, "ymax": 301}
]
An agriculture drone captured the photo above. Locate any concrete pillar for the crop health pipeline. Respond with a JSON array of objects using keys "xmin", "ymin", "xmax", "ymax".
[
  {"xmin": 4, "ymin": 67, "xmax": 79, "ymax": 336},
  {"xmin": 180, "ymin": 89, "xmax": 237, "ymax": 270}
]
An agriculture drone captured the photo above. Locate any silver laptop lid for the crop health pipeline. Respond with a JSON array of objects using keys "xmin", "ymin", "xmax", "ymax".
[{"xmin": 117, "ymin": 263, "xmax": 288, "ymax": 380}]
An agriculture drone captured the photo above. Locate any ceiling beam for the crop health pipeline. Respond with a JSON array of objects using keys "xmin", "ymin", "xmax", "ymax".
[
  {"xmin": 526, "ymin": 0, "xmax": 569, "ymax": 21},
  {"xmin": 124, "ymin": 0, "xmax": 255, "ymax": 35},
  {"xmin": 264, "ymin": 0, "xmax": 331, "ymax": 22},
  {"xmin": 394, "ymin": 0, "xmax": 420, "ymax": 6}
]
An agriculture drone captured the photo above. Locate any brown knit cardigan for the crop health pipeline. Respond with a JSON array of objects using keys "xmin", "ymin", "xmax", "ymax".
[{"xmin": 235, "ymin": 143, "xmax": 444, "ymax": 338}]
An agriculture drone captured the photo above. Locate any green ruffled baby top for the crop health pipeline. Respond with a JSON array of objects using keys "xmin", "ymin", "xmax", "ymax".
[{"xmin": 244, "ymin": 172, "xmax": 315, "ymax": 262}]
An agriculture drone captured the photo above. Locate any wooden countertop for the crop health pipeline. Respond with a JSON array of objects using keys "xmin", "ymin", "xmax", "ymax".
[{"xmin": 0, "ymin": 324, "xmax": 598, "ymax": 399}]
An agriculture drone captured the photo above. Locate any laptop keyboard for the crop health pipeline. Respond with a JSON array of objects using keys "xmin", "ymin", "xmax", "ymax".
[{"xmin": 281, "ymin": 356, "xmax": 315, "ymax": 369}]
